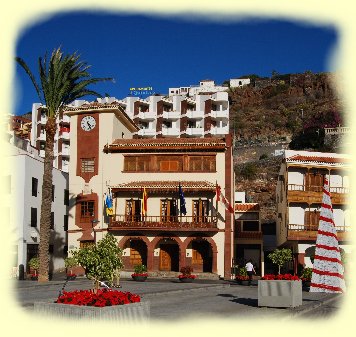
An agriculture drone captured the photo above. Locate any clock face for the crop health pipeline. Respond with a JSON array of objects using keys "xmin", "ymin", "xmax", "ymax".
[{"xmin": 81, "ymin": 115, "xmax": 96, "ymax": 131}]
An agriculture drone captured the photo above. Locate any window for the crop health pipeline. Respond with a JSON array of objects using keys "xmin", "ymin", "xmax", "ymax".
[
  {"xmin": 193, "ymin": 199, "xmax": 209, "ymax": 223},
  {"xmin": 125, "ymin": 199, "xmax": 141, "ymax": 222},
  {"xmin": 160, "ymin": 199, "xmax": 178, "ymax": 222},
  {"xmin": 63, "ymin": 214, "xmax": 68, "ymax": 231},
  {"xmin": 64, "ymin": 189, "xmax": 69, "ymax": 206},
  {"xmin": 243, "ymin": 221, "xmax": 260, "ymax": 231},
  {"xmin": 188, "ymin": 156, "xmax": 215, "ymax": 172},
  {"xmin": 124, "ymin": 156, "xmax": 150, "ymax": 172},
  {"xmin": 50, "ymin": 212, "xmax": 54, "ymax": 230},
  {"xmin": 80, "ymin": 201, "xmax": 94, "ymax": 220},
  {"xmin": 81, "ymin": 158, "xmax": 95, "ymax": 173},
  {"xmin": 305, "ymin": 210, "xmax": 320, "ymax": 229},
  {"xmin": 157, "ymin": 156, "xmax": 183, "ymax": 172},
  {"xmin": 30, "ymin": 207, "xmax": 37, "ymax": 227},
  {"xmin": 32, "ymin": 177, "xmax": 38, "ymax": 197},
  {"xmin": 52, "ymin": 185, "xmax": 55, "ymax": 202},
  {"xmin": 305, "ymin": 170, "xmax": 327, "ymax": 192}
]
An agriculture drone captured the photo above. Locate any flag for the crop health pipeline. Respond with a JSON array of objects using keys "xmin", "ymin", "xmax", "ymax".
[
  {"xmin": 217, "ymin": 185, "xmax": 234, "ymax": 213},
  {"xmin": 142, "ymin": 187, "xmax": 148, "ymax": 216},
  {"xmin": 216, "ymin": 184, "xmax": 221, "ymax": 202},
  {"xmin": 309, "ymin": 178, "xmax": 346, "ymax": 293},
  {"xmin": 105, "ymin": 189, "xmax": 113, "ymax": 216},
  {"xmin": 178, "ymin": 183, "xmax": 187, "ymax": 215}
]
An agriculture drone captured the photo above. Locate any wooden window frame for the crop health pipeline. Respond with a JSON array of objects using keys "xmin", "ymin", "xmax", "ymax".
[
  {"xmin": 160, "ymin": 199, "xmax": 178, "ymax": 222},
  {"xmin": 192, "ymin": 199, "xmax": 209, "ymax": 223},
  {"xmin": 80, "ymin": 201, "xmax": 95, "ymax": 222}
]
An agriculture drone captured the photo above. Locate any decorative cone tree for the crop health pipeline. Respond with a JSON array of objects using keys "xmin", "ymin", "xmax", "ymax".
[
  {"xmin": 310, "ymin": 178, "xmax": 346, "ymax": 293},
  {"xmin": 16, "ymin": 48, "xmax": 112, "ymax": 282}
]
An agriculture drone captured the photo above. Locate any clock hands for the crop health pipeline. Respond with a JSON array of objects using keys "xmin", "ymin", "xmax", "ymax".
[{"xmin": 87, "ymin": 121, "xmax": 92, "ymax": 130}]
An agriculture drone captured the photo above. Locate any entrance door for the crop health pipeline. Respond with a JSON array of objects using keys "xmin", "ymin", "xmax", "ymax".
[
  {"xmin": 159, "ymin": 244, "xmax": 179, "ymax": 271},
  {"xmin": 130, "ymin": 240, "xmax": 147, "ymax": 268},
  {"xmin": 192, "ymin": 241, "xmax": 212, "ymax": 272}
]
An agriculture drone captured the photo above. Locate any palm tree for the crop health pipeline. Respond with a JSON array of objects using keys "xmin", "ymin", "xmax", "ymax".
[{"xmin": 16, "ymin": 47, "xmax": 112, "ymax": 282}]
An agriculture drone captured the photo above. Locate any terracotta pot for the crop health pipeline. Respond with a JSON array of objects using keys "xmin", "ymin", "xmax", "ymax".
[
  {"xmin": 66, "ymin": 275, "xmax": 77, "ymax": 281},
  {"xmin": 179, "ymin": 277, "xmax": 194, "ymax": 283},
  {"xmin": 132, "ymin": 276, "xmax": 147, "ymax": 282}
]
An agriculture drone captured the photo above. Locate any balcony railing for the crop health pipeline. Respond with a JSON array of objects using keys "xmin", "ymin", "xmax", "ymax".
[
  {"xmin": 288, "ymin": 184, "xmax": 349, "ymax": 194},
  {"xmin": 287, "ymin": 223, "xmax": 351, "ymax": 240},
  {"xmin": 109, "ymin": 214, "xmax": 218, "ymax": 231}
]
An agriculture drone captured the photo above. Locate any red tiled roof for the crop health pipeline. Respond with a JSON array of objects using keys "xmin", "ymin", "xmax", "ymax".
[
  {"xmin": 105, "ymin": 137, "xmax": 226, "ymax": 153},
  {"xmin": 234, "ymin": 203, "xmax": 260, "ymax": 212},
  {"xmin": 111, "ymin": 181, "xmax": 216, "ymax": 192},
  {"xmin": 287, "ymin": 155, "xmax": 350, "ymax": 165}
]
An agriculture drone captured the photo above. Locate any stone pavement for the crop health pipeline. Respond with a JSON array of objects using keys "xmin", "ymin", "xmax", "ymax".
[{"xmin": 13, "ymin": 275, "xmax": 344, "ymax": 320}]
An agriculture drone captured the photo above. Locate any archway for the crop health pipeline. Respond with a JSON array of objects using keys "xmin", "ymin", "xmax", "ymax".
[
  {"xmin": 188, "ymin": 239, "xmax": 213, "ymax": 273},
  {"xmin": 156, "ymin": 238, "xmax": 180, "ymax": 272},
  {"xmin": 120, "ymin": 237, "xmax": 149, "ymax": 270}
]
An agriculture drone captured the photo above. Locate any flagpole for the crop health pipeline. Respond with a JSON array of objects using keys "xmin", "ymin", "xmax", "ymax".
[{"xmin": 215, "ymin": 181, "xmax": 219, "ymax": 221}]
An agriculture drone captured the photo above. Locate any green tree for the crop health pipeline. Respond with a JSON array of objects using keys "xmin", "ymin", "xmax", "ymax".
[
  {"xmin": 16, "ymin": 48, "xmax": 112, "ymax": 282},
  {"xmin": 268, "ymin": 248, "xmax": 293, "ymax": 274},
  {"xmin": 71, "ymin": 234, "xmax": 123, "ymax": 291}
]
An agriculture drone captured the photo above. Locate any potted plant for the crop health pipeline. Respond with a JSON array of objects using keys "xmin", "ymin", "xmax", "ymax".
[
  {"xmin": 178, "ymin": 266, "xmax": 196, "ymax": 283},
  {"xmin": 131, "ymin": 264, "xmax": 148, "ymax": 282},
  {"xmin": 64, "ymin": 256, "xmax": 78, "ymax": 280},
  {"xmin": 258, "ymin": 249, "xmax": 302, "ymax": 308},
  {"xmin": 28, "ymin": 257, "xmax": 39, "ymax": 280},
  {"xmin": 300, "ymin": 267, "xmax": 312, "ymax": 291},
  {"xmin": 235, "ymin": 266, "xmax": 249, "ymax": 285}
]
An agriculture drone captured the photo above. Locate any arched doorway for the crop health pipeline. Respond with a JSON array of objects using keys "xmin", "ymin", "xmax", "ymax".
[
  {"xmin": 190, "ymin": 239, "xmax": 212, "ymax": 273},
  {"xmin": 158, "ymin": 238, "xmax": 179, "ymax": 272},
  {"xmin": 128, "ymin": 239, "xmax": 147, "ymax": 269}
]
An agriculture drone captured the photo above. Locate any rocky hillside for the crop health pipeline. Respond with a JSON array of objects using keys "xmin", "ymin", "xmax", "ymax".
[{"xmin": 230, "ymin": 71, "xmax": 345, "ymax": 224}]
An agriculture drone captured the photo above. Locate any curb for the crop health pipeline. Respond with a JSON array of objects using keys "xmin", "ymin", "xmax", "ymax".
[{"xmin": 289, "ymin": 294, "xmax": 343, "ymax": 317}]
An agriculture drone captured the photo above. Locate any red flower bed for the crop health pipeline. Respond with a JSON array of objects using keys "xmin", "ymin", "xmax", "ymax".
[
  {"xmin": 178, "ymin": 274, "xmax": 196, "ymax": 279},
  {"xmin": 261, "ymin": 274, "xmax": 300, "ymax": 281},
  {"xmin": 131, "ymin": 273, "xmax": 148, "ymax": 277},
  {"xmin": 235, "ymin": 275, "xmax": 249, "ymax": 281},
  {"xmin": 56, "ymin": 289, "xmax": 141, "ymax": 307}
]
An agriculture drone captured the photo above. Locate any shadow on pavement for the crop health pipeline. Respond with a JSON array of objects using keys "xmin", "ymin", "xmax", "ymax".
[{"xmin": 230, "ymin": 297, "xmax": 259, "ymax": 307}]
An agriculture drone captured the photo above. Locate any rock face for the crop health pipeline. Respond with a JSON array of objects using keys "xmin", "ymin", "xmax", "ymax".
[{"xmin": 230, "ymin": 71, "xmax": 345, "ymax": 224}]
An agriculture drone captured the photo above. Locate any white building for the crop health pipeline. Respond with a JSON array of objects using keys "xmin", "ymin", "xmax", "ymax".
[
  {"xmin": 276, "ymin": 149, "xmax": 351, "ymax": 273},
  {"xmin": 30, "ymin": 103, "xmax": 71, "ymax": 172},
  {"xmin": 112, "ymin": 91, "xmax": 229, "ymax": 139},
  {"xmin": 169, "ymin": 78, "xmax": 250, "ymax": 97},
  {"xmin": 5, "ymin": 134, "xmax": 69, "ymax": 277}
]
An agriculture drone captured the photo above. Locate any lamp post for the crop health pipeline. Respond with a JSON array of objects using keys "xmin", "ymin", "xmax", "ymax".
[{"xmin": 91, "ymin": 218, "xmax": 100, "ymax": 243}]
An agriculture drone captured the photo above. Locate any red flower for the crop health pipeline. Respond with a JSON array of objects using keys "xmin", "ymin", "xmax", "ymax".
[
  {"xmin": 56, "ymin": 289, "xmax": 141, "ymax": 307},
  {"xmin": 261, "ymin": 274, "xmax": 300, "ymax": 281},
  {"xmin": 178, "ymin": 274, "xmax": 196, "ymax": 279},
  {"xmin": 131, "ymin": 273, "xmax": 148, "ymax": 277}
]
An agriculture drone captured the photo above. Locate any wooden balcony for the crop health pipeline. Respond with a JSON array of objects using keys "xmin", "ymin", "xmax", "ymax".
[
  {"xmin": 108, "ymin": 215, "xmax": 219, "ymax": 232},
  {"xmin": 287, "ymin": 224, "xmax": 351, "ymax": 241},
  {"xmin": 287, "ymin": 184, "xmax": 349, "ymax": 204}
]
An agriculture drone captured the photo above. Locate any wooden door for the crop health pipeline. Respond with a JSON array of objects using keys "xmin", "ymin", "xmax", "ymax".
[{"xmin": 159, "ymin": 244, "xmax": 171, "ymax": 271}]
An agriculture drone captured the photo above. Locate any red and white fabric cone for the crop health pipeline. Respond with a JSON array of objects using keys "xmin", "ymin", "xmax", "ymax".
[{"xmin": 309, "ymin": 178, "xmax": 346, "ymax": 293}]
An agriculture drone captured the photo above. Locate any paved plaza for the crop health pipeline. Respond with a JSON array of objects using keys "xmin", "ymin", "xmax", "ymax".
[{"xmin": 13, "ymin": 275, "xmax": 344, "ymax": 321}]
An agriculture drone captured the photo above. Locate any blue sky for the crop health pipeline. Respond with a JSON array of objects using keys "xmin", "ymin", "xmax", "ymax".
[{"xmin": 14, "ymin": 11, "xmax": 338, "ymax": 115}]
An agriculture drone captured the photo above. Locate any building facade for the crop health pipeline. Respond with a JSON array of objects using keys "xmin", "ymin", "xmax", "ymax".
[
  {"xmin": 276, "ymin": 150, "xmax": 351, "ymax": 273},
  {"xmin": 65, "ymin": 101, "xmax": 235, "ymax": 279},
  {"xmin": 5, "ymin": 134, "xmax": 69, "ymax": 277}
]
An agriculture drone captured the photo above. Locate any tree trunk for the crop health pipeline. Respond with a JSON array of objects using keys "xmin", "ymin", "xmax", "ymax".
[{"xmin": 38, "ymin": 117, "xmax": 56, "ymax": 282}]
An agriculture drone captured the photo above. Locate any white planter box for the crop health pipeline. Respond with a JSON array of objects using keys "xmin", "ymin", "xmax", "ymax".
[
  {"xmin": 34, "ymin": 301, "xmax": 150, "ymax": 322},
  {"xmin": 258, "ymin": 280, "xmax": 302, "ymax": 308}
]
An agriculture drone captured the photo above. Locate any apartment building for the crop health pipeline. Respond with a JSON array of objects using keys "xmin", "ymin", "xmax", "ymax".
[
  {"xmin": 276, "ymin": 150, "xmax": 351, "ymax": 273},
  {"xmin": 65, "ymin": 101, "xmax": 235, "ymax": 279},
  {"xmin": 30, "ymin": 103, "xmax": 71, "ymax": 172},
  {"xmin": 115, "ymin": 91, "xmax": 230, "ymax": 139},
  {"xmin": 5, "ymin": 134, "xmax": 69, "ymax": 277}
]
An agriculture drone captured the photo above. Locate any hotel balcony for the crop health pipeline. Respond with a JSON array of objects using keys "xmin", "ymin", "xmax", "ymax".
[
  {"xmin": 59, "ymin": 147, "xmax": 70, "ymax": 156},
  {"xmin": 58, "ymin": 114, "xmax": 71, "ymax": 124},
  {"xmin": 235, "ymin": 222, "xmax": 263, "ymax": 240},
  {"xmin": 137, "ymin": 111, "xmax": 156, "ymax": 120},
  {"xmin": 185, "ymin": 110, "xmax": 204, "ymax": 119},
  {"xmin": 108, "ymin": 215, "xmax": 218, "ymax": 232},
  {"xmin": 162, "ymin": 111, "xmax": 181, "ymax": 119},
  {"xmin": 287, "ymin": 223, "xmax": 350, "ymax": 241},
  {"xmin": 287, "ymin": 184, "xmax": 349, "ymax": 204},
  {"xmin": 206, "ymin": 126, "xmax": 229, "ymax": 136},
  {"xmin": 209, "ymin": 109, "xmax": 229, "ymax": 119},
  {"xmin": 185, "ymin": 127, "xmax": 204, "ymax": 137},
  {"xmin": 59, "ymin": 131, "xmax": 70, "ymax": 141},
  {"xmin": 162, "ymin": 127, "xmax": 180, "ymax": 137},
  {"xmin": 136, "ymin": 128, "xmax": 156, "ymax": 137}
]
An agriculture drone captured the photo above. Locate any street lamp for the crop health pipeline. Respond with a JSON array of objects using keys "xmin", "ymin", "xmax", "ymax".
[{"xmin": 91, "ymin": 218, "xmax": 100, "ymax": 242}]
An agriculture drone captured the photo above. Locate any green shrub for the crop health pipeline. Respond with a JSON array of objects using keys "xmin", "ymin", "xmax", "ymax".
[
  {"xmin": 134, "ymin": 264, "xmax": 147, "ymax": 274},
  {"xmin": 267, "ymin": 248, "xmax": 293, "ymax": 274}
]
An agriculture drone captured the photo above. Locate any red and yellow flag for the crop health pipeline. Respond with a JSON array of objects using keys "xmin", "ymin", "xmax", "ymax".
[{"xmin": 142, "ymin": 187, "xmax": 148, "ymax": 216}]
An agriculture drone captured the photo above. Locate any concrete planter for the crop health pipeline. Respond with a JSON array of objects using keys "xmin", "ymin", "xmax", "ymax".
[
  {"xmin": 258, "ymin": 280, "xmax": 302, "ymax": 308},
  {"xmin": 34, "ymin": 301, "xmax": 150, "ymax": 322}
]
